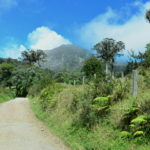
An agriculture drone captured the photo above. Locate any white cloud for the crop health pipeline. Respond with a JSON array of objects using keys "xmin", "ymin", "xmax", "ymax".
[
  {"xmin": 28, "ymin": 26, "xmax": 71, "ymax": 50},
  {"xmin": 78, "ymin": 1, "xmax": 150, "ymax": 54},
  {"xmin": 2, "ymin": 44, "xmax": 26, "ymax": 59},
  {"xmin": 0, "ymin": 27, "xmax": 71, "ymax": 58}
]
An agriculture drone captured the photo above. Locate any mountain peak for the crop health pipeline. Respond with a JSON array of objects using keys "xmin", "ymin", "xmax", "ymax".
[{"xmin": 42, "ymin": 44, "xmax": 92, "ymax": 72}]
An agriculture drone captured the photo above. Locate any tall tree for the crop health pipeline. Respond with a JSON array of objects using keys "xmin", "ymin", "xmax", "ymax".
[
  {"xmin": 21, "ymin": 49, "xmax": 46, "ymax": 66},
  {"xmin": 93, "ymin": 38, "xmax": 125, "ymax": 73}
]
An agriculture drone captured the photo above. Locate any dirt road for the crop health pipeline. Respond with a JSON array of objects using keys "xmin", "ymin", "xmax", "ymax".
[{"xmin": 0, "ymin": 98, "xmax": 70, "ymax": 150}]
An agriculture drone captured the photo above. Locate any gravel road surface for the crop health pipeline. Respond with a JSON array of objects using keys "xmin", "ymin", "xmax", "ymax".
[{"xmin": 0, "ymin": 98, "xmax": 70, "ymax": 150}]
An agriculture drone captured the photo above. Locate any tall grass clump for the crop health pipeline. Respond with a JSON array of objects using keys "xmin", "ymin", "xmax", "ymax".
[{"xmin": 0, "ymin": 87, "xmax": 15, "ymax": 103}]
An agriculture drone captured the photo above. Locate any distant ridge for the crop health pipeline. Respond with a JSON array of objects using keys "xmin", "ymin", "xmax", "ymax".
[{"xmin": 41, "ymin": 44, "xmax": 92, "ymax": 72}]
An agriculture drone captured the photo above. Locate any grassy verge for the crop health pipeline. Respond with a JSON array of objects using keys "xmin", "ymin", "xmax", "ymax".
[
  {"xmin": 30, "ymin": 98, "xmax": 130, "ymax": 150},
  {"xmin": 0, "ymin": 87, "xmax": 15, "ymax": 103},
  {"xmin": 29, "ymin": 67, "xmax": 150, "ymax": 150},
  {"xmin": 29, "ymin": 83, "xmax": 150, "ymax": 150}
]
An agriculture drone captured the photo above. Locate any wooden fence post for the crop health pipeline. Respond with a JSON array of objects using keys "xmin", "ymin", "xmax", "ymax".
[
  {"xmin": 82, "ymin": 76, "xmax": 85, "ymax": 85},
  {"xmin": 94, "ymin": 74, "xmax": 97, "ymax": 79},
  {"xmin": 106, "ymin": 63, "xmax": 108, "ymax": 74},
  {"xmin": 121, "ymin": 72, "xmax": 124, "ymax": 78},
  {"xmin": 74, "ymin": 80, "xmax": 76, "ymax": 86},
  {"xmin": 132, "ymin": 70, "xmax": 138, "ymax": 97},
  {"xmin": 112, "ymin": 72, "xmax": 114, "ymax": 79}
]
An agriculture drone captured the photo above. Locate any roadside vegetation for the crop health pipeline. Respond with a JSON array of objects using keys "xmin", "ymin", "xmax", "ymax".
[
  {"xmin": 29, "ymin": 66, "xmax": 150, "ymax": 150},
  {"xmin": 0, "ymin": 87, "xmax": 15, "ymax": 103}
]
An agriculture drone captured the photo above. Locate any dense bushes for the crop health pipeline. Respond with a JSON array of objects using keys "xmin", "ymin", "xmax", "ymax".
[
  {"xmin": 30, "ymin": 72, "xmax": 130, "ymax": 131},
  {"xmin": 26, "ymin": 60, "xmax": 150, "ymax": 149},
  {"xmin": 39, "ymin": 83, "xmax": 64, "ymax": 111},
  {"xmin": 112, "ymin": 79, "xmax": 130, "ymax": 102},
  {"xmin": 70, "ymin": 76, "xmax": 130, "ymax": 129},
  {"xmin": 70, "ymin": 86, "xmax": 97, "ymax": 129},
  {"xmin": 29, "ymin": 79, "xmax": 135, "ymax": 150},
  {"xmin": 11, "ymin": 66, "xmax": 51, "ymax": 97},
  {"xmin": 28, "ymin": 77, "xmax": 53, "ymax": 97},
  {"xmin": 0, "ymin": 61, "xmax": 53, "ymax": 97},
  {"xmin": 54, "ymin": 71, "xmax": 83, "ymax": 84},
  {"xmin": 92, "ymin": 76, "xmax": 114, "ymax": 97},
  {"xmin": 0, "ymin": 55, "xmax": 54, "ymax": 97},
  {"xmin": 0, "ymin": 63, "xmax": 14, "ymax": 87},
  {"xmin": 120, "ymin": 94, "xmax": 150, "ymax": 141}
]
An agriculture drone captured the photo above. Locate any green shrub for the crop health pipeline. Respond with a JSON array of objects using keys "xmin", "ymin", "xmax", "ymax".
[
  {"xmin": 92, "ymin": 96, "xmax": 112, "ymax": 117},
  {"xmin": 120, "ymin": 107, "xmax": 150, "ymax": 140},
  {"xmin": 111, "ymin": 79, "xmax": 130, "ymax": 102},
  {"xmin": 92, "ymin": 76, "xmax": 114, "ymax": 97},
  {"xmin": 28, "ymin": 77, "xmax": 53, "ymax": 97},
  {"xmin": 71, "ymin": 86, "xmax": 96, "ymax": 129},
  {"xmin": 71, "ymin": 87, "xmax": 112, "ymax": 129},
  {"xmin": 130, "ymin": 114, "xmax": 150, "ymax": 138},
  {"xmin": 39, "ymin": 83, "xmax": 63, "ymax": 111},
  {"xmin": 11, "ymin": 65, "xmax": 50, "ymax": 97},
  {"xmin": 119, "ymin": 105, "xmax": 139, "ymax": 130}
]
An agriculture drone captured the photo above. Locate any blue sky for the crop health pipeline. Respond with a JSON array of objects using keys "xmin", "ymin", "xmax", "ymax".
[{"xmin": 0, "ymin": 0, "xmax": 150, "ymax": 58}]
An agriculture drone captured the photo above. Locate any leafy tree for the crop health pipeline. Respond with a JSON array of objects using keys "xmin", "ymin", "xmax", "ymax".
[
  {"xmin": 129, "ymin": 44, "xmax": 150, "ymax": 69},
  {"xmin": 0, "ymin": 63, "xmax": 14, "ymax": 87},
  {"xmin": 21, "ymin": 49, "xmax": 46, "ymax": 66},
  {"xmin": 125, "ymin": 61, "xmax": 138, "ymax": 75},
  {"xmin": 11, "ymin": 66, "xmax": 47, "ymax": 96},
  {"xmin": 82, "ymin": 57, "xmax": 104, "ymax": 79},
  {"xmin": 124, "ymin": 49, "xmax": 144, "ymax": 75},
  {"xmin": 93, "ymin": 38, "xmax": 125, "ymax": 73}
]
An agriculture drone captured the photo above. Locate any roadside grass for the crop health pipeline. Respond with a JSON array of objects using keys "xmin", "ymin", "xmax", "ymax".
[
  {"xmin": 29, "ymin": 84, "xmax": 150, "ymax": 150},
  {"xmin": 29, "ymin": 69, "xmax": 150, "ymax": 150},
  {"xmin": 0, "ymin": 87, "xmax": 15, "ymax": 103}
]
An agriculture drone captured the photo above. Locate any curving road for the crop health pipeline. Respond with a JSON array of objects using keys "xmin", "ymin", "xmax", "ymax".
[{"xmin": 0, "ymin": 98, "xmax": 70, "ymax": 150}]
